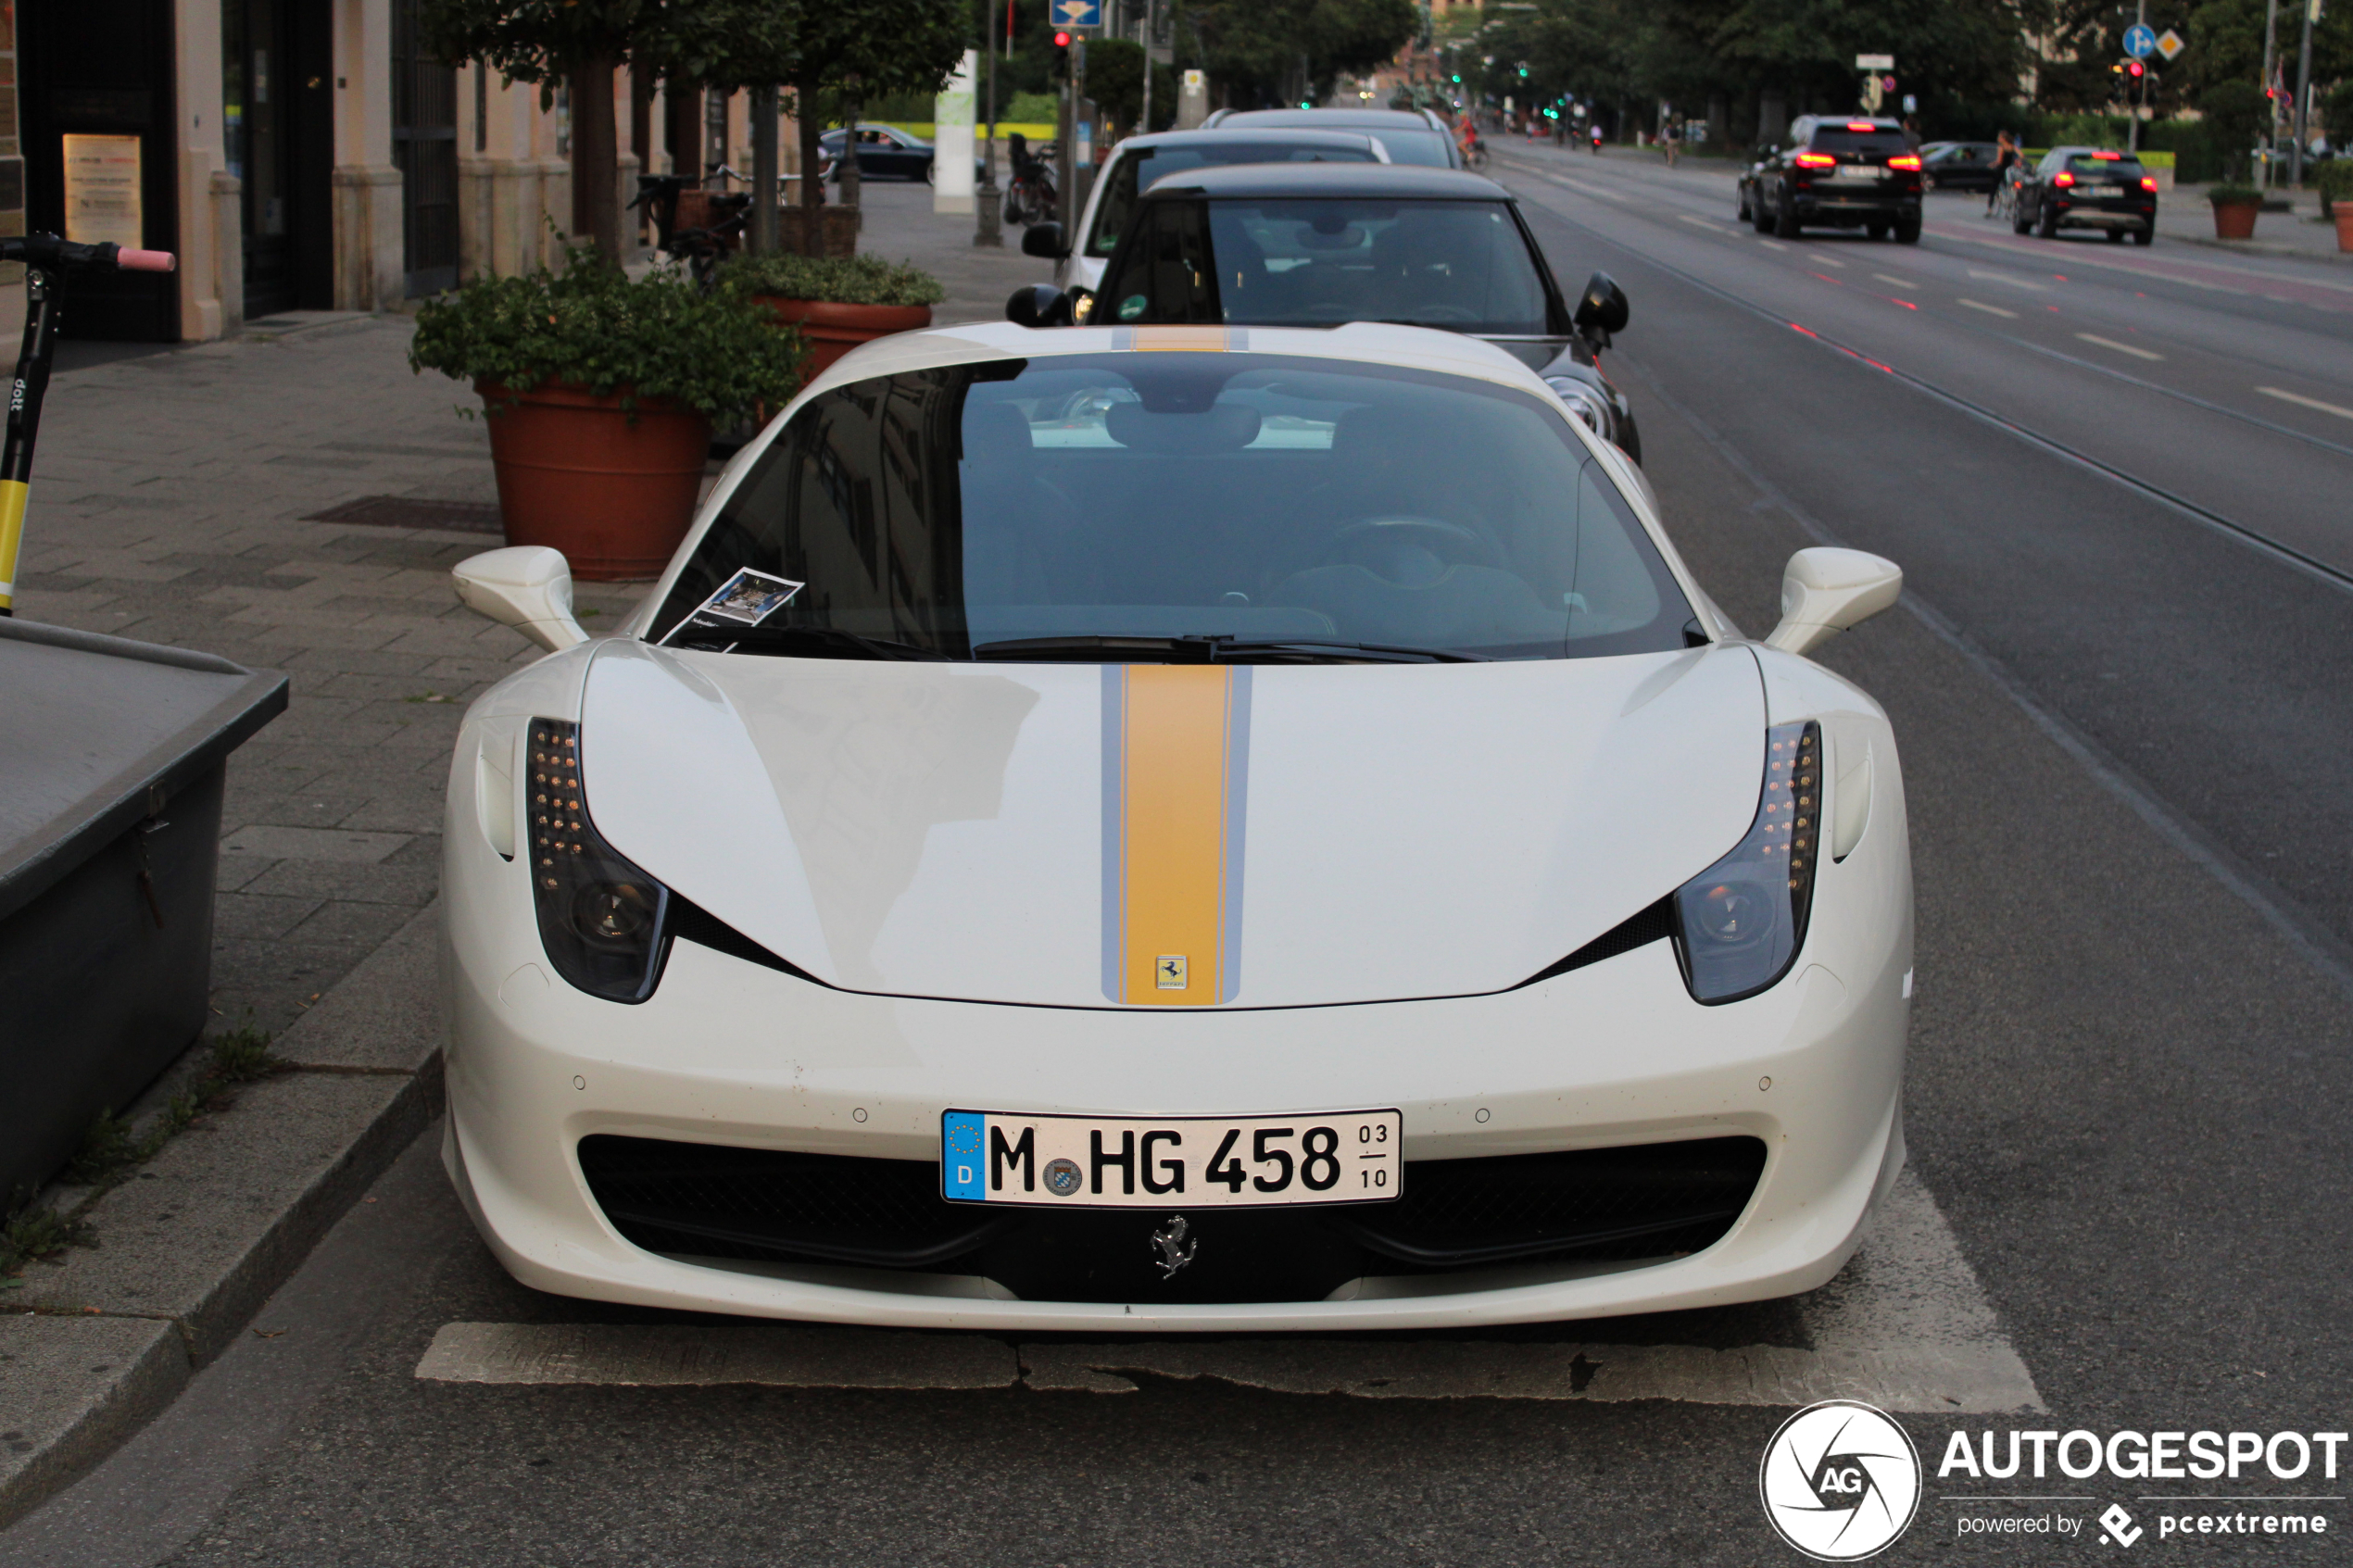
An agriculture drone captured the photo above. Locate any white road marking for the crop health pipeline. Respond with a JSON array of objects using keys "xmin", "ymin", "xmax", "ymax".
[
  {"xmin": 1873, "ymin": 273, "xmax": 1920, "ymax": 289},
  {"xmin": 1759, "ymin": 239, "xmax": 1789, "ymax": 251},
  {"xmin": 1969, "ymin": 267, "xmax": 2049, "ymax": 291},
  {"xmin": 1806, "ymin": 252, "xmax": 1848, "ymax": 268},
  {"xmin": 1680, "ymin": 214, "xmax": 1730, "ymax": 232},
  {"xmin": 1542, "ymin": 175, "xmax": 1624, "ymax": 201},
  {"xmin": 1957, "ymin": 298, "xmax": 2019, "ymax": 319},
  {"xmin": 414, "ymin": 1173, "xmax": 2042, "ymax": 1412},
  {"xmin": 2075, "ymin": 332, "xmax": 2164, "ymax": 361},
  {"xmin": 2257, "ymin": 385, "xmax": 2353, "ymax": 421}
]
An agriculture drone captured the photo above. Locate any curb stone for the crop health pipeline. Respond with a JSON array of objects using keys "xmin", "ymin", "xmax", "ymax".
[{"xmin": 0, "ymin": 901, "xmax": 446, "ymax": 1529}]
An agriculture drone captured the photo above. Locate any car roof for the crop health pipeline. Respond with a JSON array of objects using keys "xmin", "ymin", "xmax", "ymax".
[
  {"xmin": 1131, "ymin": 162, "xmax": 1509, "ymax": 201},
  {"xmin": 1112, "ymin": 128, "xmax": 1386, "ymax": 155},
  {"xmin": 1209, "ymin": 108, "xmax": 1442, "ymax": 132}
]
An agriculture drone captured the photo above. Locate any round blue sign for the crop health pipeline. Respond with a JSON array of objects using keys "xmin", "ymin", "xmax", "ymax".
[{"xmin": 2124, "ymin": 23, "xmax": 2158, "ymax": 58}]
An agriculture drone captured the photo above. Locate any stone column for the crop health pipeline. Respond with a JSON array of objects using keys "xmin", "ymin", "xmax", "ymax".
[
  {"xmin": 332, "ymin": 0, "xmax": 403, "ymax": 307},
  {"xmin": 173, "ymin": 0, "xmax": 232, "ymax": 338}
]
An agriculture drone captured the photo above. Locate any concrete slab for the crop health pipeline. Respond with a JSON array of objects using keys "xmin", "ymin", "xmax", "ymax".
[
  {"xmin": 219, "ymin": 824, "xmax": 412, "ymax": 863},
  {"xmin": 13, "ymin": 1069, "xmax": 438, "ymax": 1367},
  {"xmin": 0, "ymin": 1316, "xmax": 186, "ymax": 1530},
  {"xmin": 270, "ymin": 903, "xmax": 444, "ymax": 1073}
]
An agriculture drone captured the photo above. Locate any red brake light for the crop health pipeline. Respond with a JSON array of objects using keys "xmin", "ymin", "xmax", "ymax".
[
  {"xmin": 2054, "ymin": 172, "xmax": 2076, "ymax": 187},
  {"xmin": 1845, "ymin": 121, "xmax": 1876, "ymax": 132},
  {"xmin": 1887, "ymin": 154, "xmax": 1921, "ymax": 169},
  {"xmin": 2091, "ymin": 150, "xmax": 2120, "ymax": 159},
  {"xmin": 2141, "ymin": 175, "xmax": 2158, "ymax": 191},
  {"xmin": 1794, "ymin": 152, "xmax": 1837, "ymax": 168}
]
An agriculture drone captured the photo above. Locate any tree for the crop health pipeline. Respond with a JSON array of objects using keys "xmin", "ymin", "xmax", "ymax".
[
  {"xmin": 1175, "ymin": 0, "xmax": 1420, "ymax": 107},
  {"xmin": 774, "ymin": 3, "xmax": 969, "ymax": 250},
  {"xmin": 2199, "ymin": 78, "xmax": 2270, "ymax": 177},
  {"xmin": 1086, "ymin": 38, "xmax": 1179, "ymax": 135}
]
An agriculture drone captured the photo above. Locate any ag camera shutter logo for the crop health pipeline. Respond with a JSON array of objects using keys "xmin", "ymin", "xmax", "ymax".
[{"xmin": 1759, "ymin": 1400, "xmax": 1923, "ymax": 1560}]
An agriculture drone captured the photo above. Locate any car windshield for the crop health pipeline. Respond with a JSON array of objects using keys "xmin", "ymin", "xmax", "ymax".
[
  {"xmin": 1097, "ymin": 199, "xmax": 1556, "ymax": 335},
  {"xmin": 649, "ymin": 353, "xmax": 1690, "ymax": 662},
  {"xmin": 1085, "ymin": 142, "xmax": 1384, "ymax": 258},
  {"xmin": 2063, "ymin": 154, "xmax": 2143, "ymax": 176},
  {"xmin": 1807, "ymin": 130, "xmax": 1912, "ymax": 155}
]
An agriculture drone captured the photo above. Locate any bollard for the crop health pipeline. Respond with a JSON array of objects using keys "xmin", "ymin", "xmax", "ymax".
[{"xmin": 976, "ymin": 184, "xmax": 1003, "ymax": 247}]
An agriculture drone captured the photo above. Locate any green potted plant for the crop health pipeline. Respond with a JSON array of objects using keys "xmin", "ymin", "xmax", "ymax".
[
  {"xmin": 2318, "ymin": 163, "xmax": 2353, "ymax": 252},
  {"xmin": 410, "ymin": 250, "xmax": 805, "ymax": 581},
  {"xmin": 721, "ymin": 253, "xmax": 947, "ymax": 379},
  {"xmin": 2207, "ymin": 182, "xmax": 2264, "ymax": 240}
]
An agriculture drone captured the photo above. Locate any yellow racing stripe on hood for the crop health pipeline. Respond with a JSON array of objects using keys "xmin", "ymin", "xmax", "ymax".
[{"xmin": 1102, "ymin": 664, "xmax": 1252, "ymax": 1005}]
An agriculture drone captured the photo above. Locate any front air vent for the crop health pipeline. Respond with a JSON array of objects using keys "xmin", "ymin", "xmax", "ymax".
[{"xmin": 1514, "ymin": 896, "xmax": 1679, "ymax": 988}]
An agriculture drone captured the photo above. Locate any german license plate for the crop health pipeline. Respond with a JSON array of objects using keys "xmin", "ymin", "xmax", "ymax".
[
  {"xmin": 941, "ymin": 1109, "xmax": 1403, "ymax": 1209},
  {"xmin": 1836, "ymin": 164, "xmax": 1878, "ymax": 181}
]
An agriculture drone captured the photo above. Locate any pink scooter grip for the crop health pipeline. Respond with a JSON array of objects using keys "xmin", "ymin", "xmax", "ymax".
[{"xmin": 117, "ymin": 249, "xmax": 177, "ymax": 272}]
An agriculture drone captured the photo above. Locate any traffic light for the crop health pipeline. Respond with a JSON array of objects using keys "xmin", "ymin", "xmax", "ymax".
[
  {"xmin": 2125, "ymin": 58, "xmax": 2146, "ymax": 81},
  {"xmin": 1051, "ymin": 30, "xmax": 1072, "ymax": 81}
]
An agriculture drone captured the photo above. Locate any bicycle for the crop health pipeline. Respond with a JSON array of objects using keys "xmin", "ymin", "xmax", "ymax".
[
  {"xmin": 0, "ymin": 236, "xmax": 177, "ymax": 616},
  {"xmin": 1004, "ymin": 138, "xmax": 1058, "ymax": 226},
  {"xmin": 1988, "ymin": 168, "xmax": 2021, "ymax": 227},
  {"xmin": 1465, "ymin": 136, "xmax": 1491, "ymax": 171}
]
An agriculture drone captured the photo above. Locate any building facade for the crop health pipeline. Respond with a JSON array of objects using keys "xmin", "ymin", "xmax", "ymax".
[{"xmin": 6, "ymin": 0, "xmax": 780, "ymax": 344}]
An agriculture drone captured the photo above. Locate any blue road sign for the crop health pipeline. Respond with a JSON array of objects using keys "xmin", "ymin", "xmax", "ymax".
[
  {"xmin": 1052, "ymin": 0, "xmax": 1101, "ymax": 25},
  {"xmin": 2124, "ymin": 23, "xmax": 2158, "ymax": 58}
]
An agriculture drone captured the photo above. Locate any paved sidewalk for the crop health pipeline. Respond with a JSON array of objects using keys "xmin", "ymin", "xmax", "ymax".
[{"xmin": 849, "ymin": 176, "xmax": 1059, "ymax": 324}]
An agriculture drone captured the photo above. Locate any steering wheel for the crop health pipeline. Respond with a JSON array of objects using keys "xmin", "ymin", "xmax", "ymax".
[{"xmin": 1327, "ymin": 516, "xmax": 1499, "ymax": 583}]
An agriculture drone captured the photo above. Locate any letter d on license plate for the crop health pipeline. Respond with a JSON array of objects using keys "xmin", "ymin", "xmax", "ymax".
[{"xmin": 941, "ymin": 1109, "xmax": 1403, "ymax": 1210}]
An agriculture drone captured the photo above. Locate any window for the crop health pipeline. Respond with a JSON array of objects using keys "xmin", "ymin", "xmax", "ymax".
[{"xmin": 1085, "ymin": 141, "xmax": 1382, "ymax": 258}]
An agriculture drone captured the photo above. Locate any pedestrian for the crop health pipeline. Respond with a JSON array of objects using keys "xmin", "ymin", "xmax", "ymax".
[
  {"xmin": 1662, "ymin": 118, "xmax": 1680, "ymax": 168},
  {"xmin": 1902, "ymin": 117, "xmax": 1922, "ymax": 150},
  {"xmin": 1986, "ymin": 129, "xmax": 2019, "ymax": 217}
]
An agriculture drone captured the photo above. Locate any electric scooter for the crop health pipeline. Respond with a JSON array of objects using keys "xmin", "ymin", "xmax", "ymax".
[{"xmin": 0, "ymin": 235, "xmax": 177, "ymax": 616}]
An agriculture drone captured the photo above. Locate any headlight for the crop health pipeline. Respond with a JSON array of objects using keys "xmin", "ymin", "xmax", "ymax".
[
  {"xmin": 526, "ymin": 718, "xmax": 673, "ymax": 1003},
  {"xmin": 1543, "ymin": 376, "xmax": 1609, "ymax": 434},
  {"xmin": 1673, "ymin": 721, "xmax": 1821, "ymax": 1003}
]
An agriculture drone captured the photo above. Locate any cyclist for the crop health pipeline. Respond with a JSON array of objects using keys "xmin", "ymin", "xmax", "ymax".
[
  {"xmin": 1986, "ymin": 130, "xmax": 2020, "ymax": 218},
  {"xmin": 1590, "ymin": 119, "xmax": 1604, "ymax": 154},
  {"xmin": 1455, "ymin": 114, "xmax": 1485, "ymax": 168}
]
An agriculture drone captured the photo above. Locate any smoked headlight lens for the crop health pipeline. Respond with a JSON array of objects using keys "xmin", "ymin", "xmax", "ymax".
[
  {"xmin": 1673, "ymin": 721, "xmax": 1820, "ymax": 1003},
  {"xmin": 1543, "ymin": 377, "xmax": 1609, "ymax": 434},
  {"xmin": 526, "ymin": 718, "xmax": 673, "ymax": 1004}
]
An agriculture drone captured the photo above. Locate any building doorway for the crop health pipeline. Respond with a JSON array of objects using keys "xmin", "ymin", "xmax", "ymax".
[
  {"xmin": 221, "ymin": 0, "xmax": 330, "ymax": 316},
  {"xmin": 392, "ymin": 0, "xmax": 458, "ymax": 295}
]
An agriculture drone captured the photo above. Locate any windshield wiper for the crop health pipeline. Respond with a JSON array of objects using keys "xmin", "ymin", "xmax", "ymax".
[
  {"xmin": 665, "ymin": 623, "xmax": 950, "ymax": 661},
  {"xmin": 972, "ymin": 634, "xmax": 1486, "ymax": 664}
]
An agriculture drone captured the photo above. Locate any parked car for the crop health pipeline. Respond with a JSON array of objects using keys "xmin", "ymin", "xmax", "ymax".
[
  {"xmin": 1201, "ymin": 107, "xmax": 1463, "ymax": 169},
  {"xmin": 2012, "ymin": 145, "xmax": 2157, "ymax": 245},
  {"xmin": 1737, "ymin": 115, "xmax": 1924, "ymax": 241},
  {"xmin": 1057, "ymin": 162, "xmax": 1643, "ymax": 464},
  {"xmin": 1022, "ymin": 128, "xmax": 1390, "ymax": 298},
  {"xmin": 1920, "ymin": 141, "xmax": 2002, "ymax": 193},
  {"xmin": 439, "ymin": 321, "xmax": 1913, "ymax": 1330}
]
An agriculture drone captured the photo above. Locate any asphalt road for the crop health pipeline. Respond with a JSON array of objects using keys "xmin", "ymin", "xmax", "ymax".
[{"xmin": 10, "ymin": 151, "xmax": 2353, "ymax": 1567}]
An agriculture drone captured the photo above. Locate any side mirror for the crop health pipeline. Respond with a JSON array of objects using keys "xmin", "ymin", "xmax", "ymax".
[
  {"xmin": 1571, "ymin": 271, "xmax": 1629, "ymax": 338},
  {"xmin": 1005, "ymin": 283, "xmax": 1076, "ymax": 328},
  {"xmin": 1764, "ymin": 547, "xmax": 1903, "ymax": 658},
  {"xmin": 1021, "ymin": 221, "xmax": 1066, "ymax": 258},
  {"xmin": 452, "ymin": 546, "xmax": 589, "ymax": 654}
]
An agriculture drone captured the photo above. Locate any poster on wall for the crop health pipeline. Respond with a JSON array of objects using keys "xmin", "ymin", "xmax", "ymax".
[{"xmin": 62, "ymin": 133, "xmax": 143, "ymax": 249}]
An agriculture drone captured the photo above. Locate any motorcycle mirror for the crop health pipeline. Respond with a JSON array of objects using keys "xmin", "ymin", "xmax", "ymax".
[
  {"xmin": 1021, "ymin": 221, "xmax": 1067, "ymax": 259},
  {"xmin": 1005, "ymin": 284, "xmax": 1076, "ymax": 328},
  {"xmin": 1572, "ymin": 271, "xmax": 1630, "ymax": 337}
]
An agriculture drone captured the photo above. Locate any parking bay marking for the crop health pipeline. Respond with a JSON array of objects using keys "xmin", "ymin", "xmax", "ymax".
[
  {"xmin": 414, "ymin": 1171, "xmax": 2042, "ymax": 1413},
  {"xmin": 2075, "ymin": 332, "xmax": 2164, "ymax": 361},
  {"xmin": 2258, "ymin": 385, "xmax": 2353, "ymax": 422},
  {"xmin": 1957, "ymin": 298, "xmax": 2019, "ymax": 319}
]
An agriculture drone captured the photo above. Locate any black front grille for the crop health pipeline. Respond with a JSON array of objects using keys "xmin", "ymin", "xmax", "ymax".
[{"xmin": 577, "ymin": 1134, "xmax": 1767, "ymax": 1305}]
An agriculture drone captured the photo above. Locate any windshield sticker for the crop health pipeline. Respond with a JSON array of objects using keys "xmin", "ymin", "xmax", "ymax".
[{"xmin": 692, "ymin": 568, "xmax": 805, "ymax": 626}]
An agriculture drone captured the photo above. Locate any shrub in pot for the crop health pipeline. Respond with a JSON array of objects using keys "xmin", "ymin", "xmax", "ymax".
[
  {"xmin": 2318, "ymin": 164, "xmax": 2353, "ymax": 250},
  {"xmin": 722, "ymin": 253, "xmax": 947, "ymax": 380},
  {"xmin": 2207, "ymin": 183, "xmax": 2263, "ymax": 240},
  {"xmin": 410, "ymin": 250, "xmax": 806, "ymax": 580}
]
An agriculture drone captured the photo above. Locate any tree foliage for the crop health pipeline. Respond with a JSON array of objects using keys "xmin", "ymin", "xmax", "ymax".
[{"xmin": 1174, "ymin": 0, "xmax": 1421, "ymax": 107}]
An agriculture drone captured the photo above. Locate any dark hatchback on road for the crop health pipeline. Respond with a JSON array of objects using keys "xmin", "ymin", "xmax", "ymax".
[
  {"xmin": 2012, "ymin": 146, "xmax": 2158, "ymax": 245},
  {"xmin": 1032, "ymin": 163, "xmax": 1642, "ymax": 463},
  {"xmin": 1921, "ymin": 141, "xmax": 2003, "ymax": 193},
  {"xmin": 1739, "ymin": 115, "xmax": 1924, "ymax": 242}
]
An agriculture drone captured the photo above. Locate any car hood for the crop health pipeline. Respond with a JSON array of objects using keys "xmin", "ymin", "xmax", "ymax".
[{"xmin": 577, "ymin": 642, "xmax": 1764, "ymax": 1009}]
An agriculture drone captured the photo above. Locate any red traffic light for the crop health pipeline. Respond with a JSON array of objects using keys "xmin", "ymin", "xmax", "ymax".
[
  {"xmin": 1053, "ymin": 30, "xmax": 1071, "ymax": 46},
  {"xmin": 2126, "ymin": 59, "xmax": 2145, "ymax": 78}
]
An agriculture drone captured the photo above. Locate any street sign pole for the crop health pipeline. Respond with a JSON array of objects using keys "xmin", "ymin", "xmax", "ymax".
[
  {"xmin": 2289, "ymin": 0, "xmax": 2318, "ymax": 184},
  {"xmin": 2130, "ymin": 0, "xmax": 2147, "ymax": 153},
  {"xmin": 2259, "ymin": 0, "xmax": 2281, "ymax": 187}
]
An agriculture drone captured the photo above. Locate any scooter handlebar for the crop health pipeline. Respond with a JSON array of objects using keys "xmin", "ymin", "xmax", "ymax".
[{"xmin": 116, "ymin": 248, "xmax": 178, "ymax": 272}]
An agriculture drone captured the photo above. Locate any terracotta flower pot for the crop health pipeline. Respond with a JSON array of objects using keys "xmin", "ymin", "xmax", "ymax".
[
  {"xmin": 2337, "ymin": 207, "xmax": 2353, "ymax": 254},
  {"xmin": 755, "ymin": 297, "xmax": 934, "ymax": 380},
  {"xmin": 2210, "ymin": 200, "xmax": 2259, "ymax": 240},
  {"xmin": 475, "ymin": 381, "xmax": 711, "ymax": 582}
]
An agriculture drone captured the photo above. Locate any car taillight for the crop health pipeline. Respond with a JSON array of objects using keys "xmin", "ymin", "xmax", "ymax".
[
  {"xmin": 1844, "ymin": 121, "xmax": 1875, "ymax": 132},
  {"xmin": 2140, "ymin": 176, "xmax": 2158, "ymax": 192},
  {"xmin": 1673, "ymin": 721, "xmax": 1822, "ymax": 1003},
  {"xmin": 526, "ymin": 717, "xmax": 674, "ymax": 1004},
  {"xmin": 2091, "ymin": 150, "xmax": 2120, "ymax": 159},
  {"xmin": 1887, "ymin": 155, "xmax": 1921, "ymax": 169},
  {"xmin": 1794, "ymin": 153, "xmax": 1836, "ymax": 169},
  {"xmin": 2054, "ymin": 172, "xmax": 2075, "ymax": 187}
]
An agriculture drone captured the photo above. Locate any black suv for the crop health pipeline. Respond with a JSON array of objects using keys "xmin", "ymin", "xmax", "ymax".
[
  {"xmin": 1013, "ymin": 163, "xmax": 1642, "ymax": 463},
  {"xmin": 2012, "ymin": 146, "xmax": 2157, "ymax": 245},
  {"xmin": 1738, "ymin": 116, "xmax": 1924, "ymax": 242}
]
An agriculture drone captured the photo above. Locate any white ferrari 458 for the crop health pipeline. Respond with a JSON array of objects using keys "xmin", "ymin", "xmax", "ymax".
[{"xmin": 439, "ymin": 320, "xmax": 1911, "ymax": 1331}]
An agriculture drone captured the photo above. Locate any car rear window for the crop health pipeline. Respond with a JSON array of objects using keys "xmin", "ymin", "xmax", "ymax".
[
  {"xmin": 1366, "ymin": 129, "xmax": 1455, "ymax": 168},
  {"xmin": 1806, "ymin": 130, "xmax": 1912, "ymax": 154},
  {"xmin": 2064, "ymin": 154, "xmax": 2144, "ymax": 176},
  {"xmin": 1085, "ymin": 141, "xmax": 1383, "ymax": 258}
]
